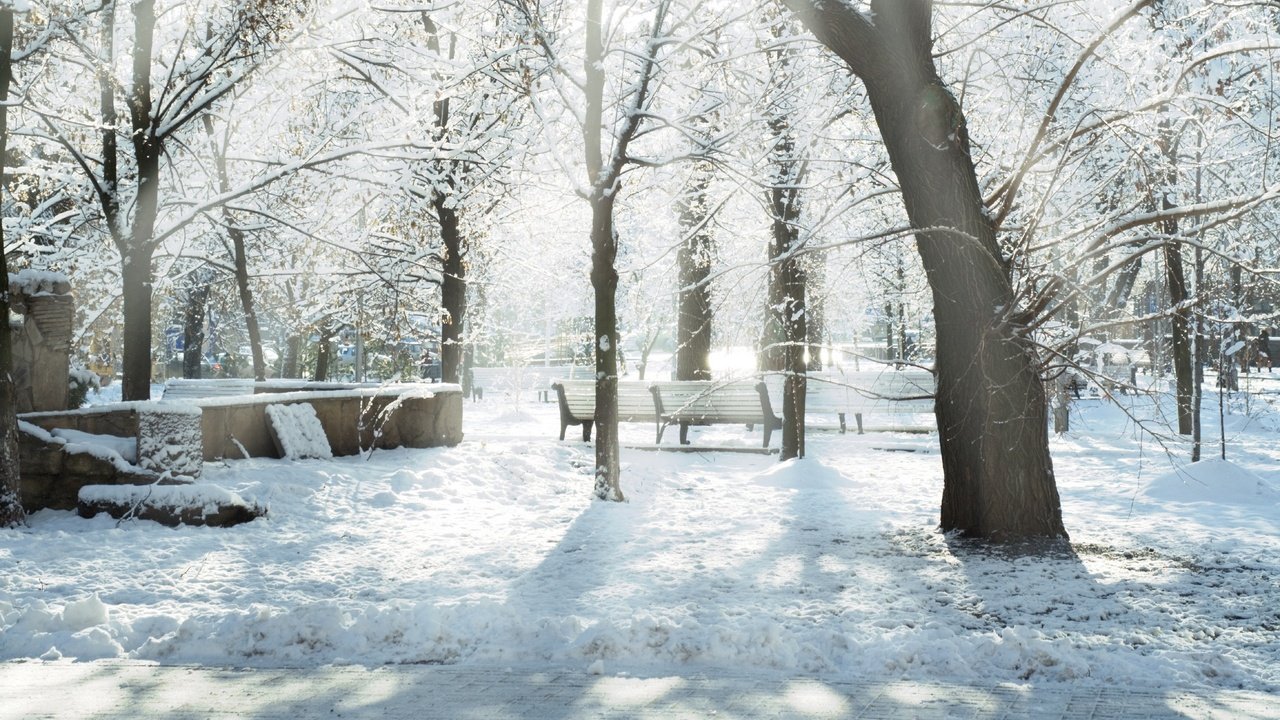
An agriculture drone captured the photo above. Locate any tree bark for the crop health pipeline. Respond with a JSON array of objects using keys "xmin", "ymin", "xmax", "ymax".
[
  {"xmin": 581, "ymin": 0, "xmax": 646, "ymax": 502},
  {"xmin": 1164, "ymin": 241, "xmax": 1194, "ymax": 433},
  {"xmin": 784, "ymin": 0, "xmax": 1066, "ymax": 540},
  {"xmin": 769, "ymin": 119, "xmax": 807, "ymax": 460},
  {"xmin": 436, "ymin": 196, "xmax": 466, "ymax": 385},
  {"xmin": 1191, "ymin": 137, "xmax": 1205, "ymax": 461},
  {"xmin": 283, "ymin": 334, "xmax": 301, "ymax": 379},
  {"xmin": 806, "ymin": 256, "xmax": 826, "ymax": 371},
  {"xmin": 590, "ymin": 191, "xmax": 622, "ymax": 500},
  {"xmin": 119, "ymin": 0, "xmax": 160, "ymax": 401},
  {"xmin": 764, "ymin": 23, "xmax": 808, "ymax": 461},
  {"xmin": 779, "ymin": 253, "xmax": 807, "ymax": 460},
  {"xmin": 181, "ymin": 273, "xmax": 210, "ymax": 379},
  {"xmin": 423, "ymin": 15, "xmax": 467, "ymax": 387},
  {"xmin": 1158, "ymin": 118, "xmax": 1194, "ymax": 435},
  {"xmin": 313, "ymin": 322, "xmax": 334, "ymax": 381},
  {"xmin": 119, "ymin": 243, "xmax": 156, "ymax": 400},
  {"xmin": 676, "ymin": 163, "xmax": 714, "ymax": 381},
  {"xmin": 0, "ymin": 7, "xmax": 25, "ymax": 527}
]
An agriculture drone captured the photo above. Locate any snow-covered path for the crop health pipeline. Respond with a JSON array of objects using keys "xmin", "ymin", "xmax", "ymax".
[{"xmin": 2, "ymin": 389, "xmax": 1278, "ymax": 692}]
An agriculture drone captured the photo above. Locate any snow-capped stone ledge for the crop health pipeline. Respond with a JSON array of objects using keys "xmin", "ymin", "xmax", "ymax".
[
  {"xmin": 183, "ymin": 384, "xmax": 463, "ymax": 460},
  {"xmin": 17, "ymin": 405, "xmax": 203, "ymax": 512},
  {"xmin": 77, "ymin": 483, "xmax": 263, "ymax": 528},
  {"xmin": 15, "ymin": 384, "xmax": 462, "ymax": 512}
]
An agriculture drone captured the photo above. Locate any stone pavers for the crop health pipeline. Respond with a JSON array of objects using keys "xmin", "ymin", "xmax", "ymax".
[{"xmin": 1, "ymin": 662, "xmax": 1275, "ymax": 719}]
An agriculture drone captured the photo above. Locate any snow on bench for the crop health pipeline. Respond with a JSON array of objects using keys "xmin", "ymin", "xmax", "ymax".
[
  {"xmin": 264, "ymin": 402, "xmax": 334, "ymax": 460},
  {"xmin": 162, "ymin": 378, "xmax": 256, "ymax": 400}
]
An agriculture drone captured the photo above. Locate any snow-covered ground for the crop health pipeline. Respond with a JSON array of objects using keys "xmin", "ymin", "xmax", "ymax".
[{"xmin": 2, "ymin": 377, "xmax": 1278, "ymax": 692}]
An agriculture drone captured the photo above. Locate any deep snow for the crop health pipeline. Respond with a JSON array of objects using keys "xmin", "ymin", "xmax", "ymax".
[{"xmin": 1, "ymin": 376, "xmax": 1277, "ymax": 692}]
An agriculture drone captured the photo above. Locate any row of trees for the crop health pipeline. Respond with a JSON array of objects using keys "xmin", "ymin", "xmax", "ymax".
[{"xmin": 4, "ymin": 0, "xmax": 1279, "ymax": 541}]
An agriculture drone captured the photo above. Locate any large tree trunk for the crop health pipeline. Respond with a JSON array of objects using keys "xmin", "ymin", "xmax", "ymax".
[
  {"xmin": 778, "ymin": 250, "xmax": 807, "ymax": 460},
  {"xmin": 0, "ymin": 7, "xmax": 24, "ymax": 527},
  {"xmin": 769, "ymin": 122, "xmax": 807, "ymax": 461},
  {"xmin": 574, "ymin": 0, "xmax": 662, "ymax": 500},
  {"xmin": 676, "ymin": 163, "xmax": 713, "ymax": 381},
  {"xmin": 785, "ymin": 0, "xmax": 1066, "ymax": 540},
  {"xmin": 119, "ymin": 243, "xmax": 156, "ymax": 401},
  {"xmin": 421, "ymin": 16, "xmax": 467, "ymax": 387},
  {"xmin": 590, "ymin": 192, "xmax": 622, "ymax": 499},
  {"xmin": 765, "ymin": 30, "xmax": 807, "ymax": 460},
  {"xmin": 584, "ymin": 0, "xmax": 619, "ymax": 501},
  {"xmin": 119, "ymin": 0, "xmax": 160, "ymax": 401},
  {"xmin": 436, "ymin": 196, "xmax": 466, "ymax": 385}
]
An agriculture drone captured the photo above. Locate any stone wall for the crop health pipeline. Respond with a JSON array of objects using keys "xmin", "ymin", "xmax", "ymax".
[
  {"xmin": 16, "ymin": 386, "xmax": 463, "ymax": 510},
  {"xmin": 17, "ymin": 423, "xmax": 170, "ymax": 511},
  {"xmin": 196, "ymin": 387, "xmax": 463, "ymax": 459},
  {"xmin": 8, "ymin": 272, "xmax": 74, "ymax": 413}
]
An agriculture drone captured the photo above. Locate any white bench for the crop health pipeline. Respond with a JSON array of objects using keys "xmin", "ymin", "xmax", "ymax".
[
  {"xmin": 649, "ymin": 380, "xmax": 781, "ymax": 447},
  {"xmin": 794, "ymin": 369, "xmax": 935, "ymax": 434},
  {"xmin": 551, "ymin": 379, "xmax": 661, "ymax": 441},
  {"xmin": 162, "ymin": 379, "xmax": 256, "ymax": 400}
]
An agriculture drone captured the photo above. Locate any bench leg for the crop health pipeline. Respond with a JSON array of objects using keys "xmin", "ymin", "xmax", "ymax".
[
  {"xmin": 762, "ymin": 423, "xmax": 772, "ymax": 448},
  {"xmin": 679, "ymin": 422, "xmax": 690, "ymax": 445},
  {"xmin": 855, "ymin": 413, "xmax": 864, "ymax": 435},
  {"xmin": 582, "ymin": 421, "xmax": 594, "ymax": 442},
  {"xmin": 656, "ymin": 421, "xmax": 666, "ymax": 444},
  {"xmin": 559, "ymin": 423, "xmax": 568, "ymax": 441},
  {"xmin": 838, "ymin": 412, "xmax": 846, "ymax": 434}
]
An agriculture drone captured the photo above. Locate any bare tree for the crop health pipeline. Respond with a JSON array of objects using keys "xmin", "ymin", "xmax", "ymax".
[
  {"xmin": 782, "ymin": 0, "xmax": 1067, "ymax": 540},
  {"xmin": 510, "ymin": 0, "xmax": 675, "ymax": 500},
  {"xmin": 30, "ymin": 0, "xmax": 307, "ymax": 399}
]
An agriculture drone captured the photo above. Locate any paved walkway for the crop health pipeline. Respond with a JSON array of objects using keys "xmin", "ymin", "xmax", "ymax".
[{"xmin": 1, "ymin": 662, "xmax": 1276, "ymax": 719}]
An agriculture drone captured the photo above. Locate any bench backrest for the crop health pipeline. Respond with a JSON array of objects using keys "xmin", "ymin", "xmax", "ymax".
[
  {"xmin": 162, "ymin": 379, "xmax": 257, "ymax": 400},
  {"xmin": 650, "ymin": 380, "xmax": 767, "ymax": 423},
  {"xmin": 762, "ymin": 370, "xmax": 935, "ymax": 414},
  {"xmin": 552, "ymin": 379, "xmax": 658, "ymax": 421}
]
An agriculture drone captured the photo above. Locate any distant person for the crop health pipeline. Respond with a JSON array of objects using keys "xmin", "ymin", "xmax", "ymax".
[{"xmin": 1258, "ymin": 330, "xmax": 1272, "ymax": 372}]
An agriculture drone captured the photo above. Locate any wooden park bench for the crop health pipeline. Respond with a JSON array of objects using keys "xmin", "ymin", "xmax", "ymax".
[
  {"xmin": 551, "ymin": 379, "xmax": 660, "ymax": 441},
  {"xmin": 649, "ymin": 380, "xmax": 782, "ymax": 447},
  {"xmin": 799, "ymin": 369, "xmax": 935, "ymax": 434},
  {"xmin": 161, "ymin": 378, "xmax": 256, "ymax": 400}
]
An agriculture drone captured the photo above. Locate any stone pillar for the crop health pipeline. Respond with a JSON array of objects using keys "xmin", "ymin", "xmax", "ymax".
[{"xmin": 8, "ymin": 273, "xmax": 74, "ymax": 413}]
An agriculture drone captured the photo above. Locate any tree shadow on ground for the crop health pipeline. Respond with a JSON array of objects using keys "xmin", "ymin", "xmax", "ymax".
[{"xmin": 14, "ymin": 661, "xmax": 1271, "ymax": 719}]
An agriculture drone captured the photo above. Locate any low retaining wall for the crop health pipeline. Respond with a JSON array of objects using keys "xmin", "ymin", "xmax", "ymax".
[
  {"xmin": 16, "ymin": 384, "xmax": 463, "ymax": 511},
  {"xmin": 193, "ymin": 385, "xmax": 463, "ymax": 459}
]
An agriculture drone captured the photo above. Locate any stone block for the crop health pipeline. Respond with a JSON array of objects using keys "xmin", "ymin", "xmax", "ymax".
[{"xmin": 77, "ymin": 484, "xmax": 263, "ymax": 528}]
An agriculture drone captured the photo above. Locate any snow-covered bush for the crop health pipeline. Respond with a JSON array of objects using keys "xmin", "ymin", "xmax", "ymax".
[{"xmin": 67, "ymin": 365, "xmax": 101, "ymax": 409}]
